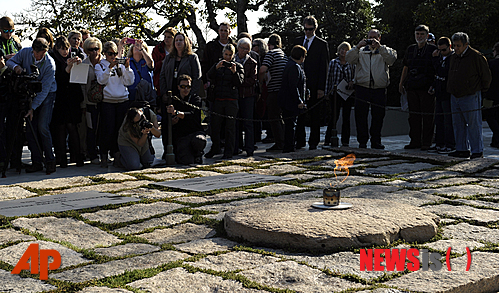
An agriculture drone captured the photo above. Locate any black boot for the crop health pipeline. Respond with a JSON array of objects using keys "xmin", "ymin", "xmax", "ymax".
[{"xmin": 46, "ymin": 161, "xmax": 56, "ymax": 174}]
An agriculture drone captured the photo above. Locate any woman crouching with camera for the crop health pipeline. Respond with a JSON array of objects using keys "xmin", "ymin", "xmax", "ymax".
[
  {"xmin": 95, "ymin": 41, "xmax": 134, "ymax": 167},
  {"xmin": 118, "ymin": 107, "xmax": 160, "ymax": 170}
]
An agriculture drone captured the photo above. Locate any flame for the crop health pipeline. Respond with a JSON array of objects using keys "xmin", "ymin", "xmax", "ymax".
[{"xmin": 332, "ymin": 153, "xmax": 356, "ymax": 188}]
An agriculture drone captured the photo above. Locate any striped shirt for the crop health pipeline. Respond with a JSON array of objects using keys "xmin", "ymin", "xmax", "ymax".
[
  {"xmin": 262, "ymin": 48, "xmax": 287, "ymax": 92},
  {"xmin": 325, "ymin": 58, "xmax": 355, "ymax": 96}
]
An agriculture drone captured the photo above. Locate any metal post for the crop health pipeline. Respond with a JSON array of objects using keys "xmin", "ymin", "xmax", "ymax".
[
  {"xmin": 330, "ymin": 85, "xmax": 339, "ymax": 147},
  {"xmin": 165, "ymin": 91, "xmax": 175, "ymax": 165}
]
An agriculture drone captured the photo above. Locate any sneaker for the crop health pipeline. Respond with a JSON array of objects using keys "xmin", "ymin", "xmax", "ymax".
[
  {"xmin": 438, "ymin": 147, "xmax": 455, "ymax": 154},
  {"xmin": 266, "ymin": 144, "xmax": 283, "ymax": 152},
  {"xmin": 427, "ymin": 146, "xmax": 443, "ymax": 153},
  {"xmin": 470, "ymin": 152, "xmax": 483, "ymax": 159}
]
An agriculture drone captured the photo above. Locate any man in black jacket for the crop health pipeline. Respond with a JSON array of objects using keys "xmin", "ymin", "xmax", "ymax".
[
  {"xmin": 293, "ymin": 16, "xmax": 329, "ymax": 150},
  {"xmin": 167, "ymin": 75, "xmax": 207, "ymax": 165}
]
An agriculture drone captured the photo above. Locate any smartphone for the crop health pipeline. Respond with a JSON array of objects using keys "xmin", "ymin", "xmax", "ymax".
[{"xmin": 126, "ymin": 38, "xmax": 136, "ymax": 44}]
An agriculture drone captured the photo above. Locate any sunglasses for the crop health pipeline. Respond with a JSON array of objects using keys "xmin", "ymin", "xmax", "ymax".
[
  {"xmin": 2, "ymin": 29, "xmax": 14, "ymax": 33},
  {"xmin": 179, "ymin": 85, "xmax": 191, "ymax": 89},
  {"xmin": 88, "ymin": 47, "xmax": 99, "ymax": 52},
  {"xmin": 304, "ymin": 27, "xmax": 315, "ymax": 31},
  {"xmin": 106, "ymin": 51, "xmax": 118, "ymax": 56}
]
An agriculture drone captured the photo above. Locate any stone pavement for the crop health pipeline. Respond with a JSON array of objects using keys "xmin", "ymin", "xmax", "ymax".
[{"xmin": 1, "ymin": 128, "xmax": 499, "ymax": 292}]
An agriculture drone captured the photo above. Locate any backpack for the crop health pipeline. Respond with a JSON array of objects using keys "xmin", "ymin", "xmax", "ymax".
[{"xmin": 132, "ymin": 61, "xmax": 157, "ymax": 106}]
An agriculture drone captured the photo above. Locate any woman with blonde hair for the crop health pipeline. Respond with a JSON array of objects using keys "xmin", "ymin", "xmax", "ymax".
[{"xmin": 126, "ymin": 39, "xmax": 154, "ymax": 104}]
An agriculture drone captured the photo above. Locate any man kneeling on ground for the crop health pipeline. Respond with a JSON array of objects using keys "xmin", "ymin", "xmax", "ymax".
[{"xmin": 167, "ymin": 74, "xmax": 207, "ymax": 164}]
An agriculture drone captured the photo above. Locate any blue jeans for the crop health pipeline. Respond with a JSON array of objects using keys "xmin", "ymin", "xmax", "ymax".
[
  {"xmin": 451, "ymin": 91, "xmax": 483, "ymax": 153},
  {"xmin": 27, "ymin": 92, "xmax": 56, "ymax": 163},
  {"xmin": 118, "ymin": 144, "xmax": 154, "ymax": 171},
  {"xmin": 434, "ymin": 99, "xmax": 455, "ymax": 148}
]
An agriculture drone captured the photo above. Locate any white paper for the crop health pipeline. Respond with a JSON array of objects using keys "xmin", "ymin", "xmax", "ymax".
[
  {"xmin": 86, "ymin": 112, "xmax": 93, "ymax": 129},
  {"xmin": 70, "ymin": 63, "xmax": 89, "ymax": 84},
  {"xmin": 337, "ymin": 79, "xmax": 354, "ymax": 101}
]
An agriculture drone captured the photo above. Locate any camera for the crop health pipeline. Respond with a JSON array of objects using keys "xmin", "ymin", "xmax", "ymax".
[
  {"xmin": 71, "ymin": 51, "xmax": 76, "ymax": 58},
  {"xmin": 116, "ymin": 58, "xmax": 126, "ymax": 65},
  {"xmin": 4, "ymin": 65, "xmax": 43, "ymax": 101},
  {"xmin": 365, "ymin": 39, "xmax": 373, "ymax": 45},
  {"xmin": 223, "ymin": 61, "xmax": 232, "ymax": 67},
  {"xmin": 126, "ymin": 38, "xmax": 136, "ymax": 44},
  {"xmin": 139, "ymin": 116, "xmax": 153, "ymax": 130}
]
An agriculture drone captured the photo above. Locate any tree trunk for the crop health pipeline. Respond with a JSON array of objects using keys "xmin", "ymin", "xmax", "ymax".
[{"xmin": 236, "ymin": 0, "xmax": 248, "ymax": 34}]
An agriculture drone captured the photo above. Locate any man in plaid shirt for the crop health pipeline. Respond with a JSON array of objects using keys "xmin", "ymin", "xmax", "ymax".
[{"xmin": 346, "ymin": 29, "xmax": 397, "ymax": 149}]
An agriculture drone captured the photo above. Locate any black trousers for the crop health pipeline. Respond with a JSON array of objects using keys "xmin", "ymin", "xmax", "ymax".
[
  {"xmin": 354, "ymin": 86, "xmax": 386, "ymax": 145},
  {"xmin": 295, "ymin": 88, "xmax": 321, "ymax": 147}
]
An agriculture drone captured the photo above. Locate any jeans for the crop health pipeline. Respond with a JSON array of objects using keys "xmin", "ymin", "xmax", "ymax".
[
  {"xmin": 119, "ymin": 144, "xmax": 154, "ymax": 171},
  {"xmin": 100, "ymin": 101, "xmax": 129, "ymax": 159},
  {"xmin": 354, "ymin": 86, "xmax": 386, "ymax": 145},
  {"xmin": 451, "ymin": 91, "xmax": 483, "ymax": 153},
  {"xmin": 27, "ymin": 92, "xmax": 56, "ymax": 163},
  {"xmin": 434, "ymin": 99, "xmax": 455, "ymax": 148},
  {"xmin": 407, "ymin": 89, "xmax": 435, "ymax": 147},
  {"xmin": 86, "ymin": 104, "xmax": 100, "ymax": 160},
  {"xmin": 210, "ymin": 99, "xmax": 238, "ymax": 156}
]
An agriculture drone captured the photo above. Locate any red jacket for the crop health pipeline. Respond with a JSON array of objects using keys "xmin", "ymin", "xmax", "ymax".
[{"xmin": 152, "ymin": 42, "xmax": 168, "ymax": 96}]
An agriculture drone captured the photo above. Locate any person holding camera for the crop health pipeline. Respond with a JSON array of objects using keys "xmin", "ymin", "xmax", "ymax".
[
  {"xmin": 166, "ymin": 74, "xmax": 206, "ymax": 165},
  {"xmin": 49, "ymin": 36, "xmax": 84, "ymax": 168},
  {"xmin": 204, "ymin": 44, "xmax": 244, "ymax": 159},
  {"xmin": 6, "ymin": 38, "xmax": 57, "ymax": 173},
  {"xmin": 126, "ymin": 38, "xmax": 155, "ymax": 104},
  {"xmin": 346, "ymin": 29, "xmax": 397, "ymax": 149},
  {"xmin": 118, "ymin": 107, "xmax": 160, "ymax": 170},
  {"xmin": 399, "ymin": 25, "xmax": 437, "ymax": 150},
  {"xmin": 95, "ymin": 41, "xmax": 135, "ymax": 167}
]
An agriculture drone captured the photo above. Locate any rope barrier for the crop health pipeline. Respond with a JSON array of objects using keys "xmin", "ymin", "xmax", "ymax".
[{"xmin": 169, "ymin": 88, "xmax": 497, "ymax": 123}]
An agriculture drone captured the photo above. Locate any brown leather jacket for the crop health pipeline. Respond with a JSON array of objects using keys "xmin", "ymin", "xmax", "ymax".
[
  {"xmin": 237, "ymin": 55, "xmax": 258, "ymax": 98},
  {"xmin": 447, "ymin": 46, "xmax": 492, "ymax": 98}
]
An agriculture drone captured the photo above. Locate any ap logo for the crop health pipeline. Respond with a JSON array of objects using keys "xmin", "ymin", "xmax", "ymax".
[{"xmin": 11, "ymin": 243, "xmax": 61, "ymax": 280}]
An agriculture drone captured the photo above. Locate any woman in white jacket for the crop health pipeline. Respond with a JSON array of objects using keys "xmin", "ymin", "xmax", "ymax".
[{"xmin": 95, "ymin": 41, "xmax": 135, "ymax": 167}]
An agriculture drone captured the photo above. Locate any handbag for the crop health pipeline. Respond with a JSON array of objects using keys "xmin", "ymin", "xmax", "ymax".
[{"xmin": 87, "ymin": 79, "xmax": 104, "ymax": 103}]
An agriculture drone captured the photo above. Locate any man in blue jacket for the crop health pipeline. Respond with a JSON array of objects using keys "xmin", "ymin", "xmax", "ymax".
[
  {"xmin": 279, "ymin": 45, "xmax": 307, "ymax": 153},
  {"xmin": 7, "ymin": 38, "xmax": 57, "ymax": 173}
]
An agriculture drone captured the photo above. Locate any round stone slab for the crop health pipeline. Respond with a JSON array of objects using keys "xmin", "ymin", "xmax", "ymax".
[
  {"xmin": 311, "ymin": 202, "xmax": 353, "ymax": 210},
  {"xmin": 224, "ymin": 198, "xmax": 439, "ymax": 251}
]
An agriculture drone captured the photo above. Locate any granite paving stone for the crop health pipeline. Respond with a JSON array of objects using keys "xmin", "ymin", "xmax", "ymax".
[
  {"xmin": 0, "ymin": 186, "xmax": 37, "ymax": 201},
  {"xmin": 280, "ymin": 251, "xmax": 397, "ymax": 281},
  {"xmin": 141, "ymin": 172, "xmax": 189, "ymax": 181},
  {"xmin": 383, "ymin": 180, "xmax": 431, "ymax": 188},
  {"xmin": 355, "ymin": 157, "xmax": 391, "ymax": 162},
  {"xmin": 51, "ymin": 250, "xmax": 189, "ymax": 283},
  {"xmin": 340, "ymin": 185, "xmax": 400, "ymax": 197},
  {"xmin": 262, "ymin": 149, "xmax": 336, "ymax": 160},
  {"xmin": 423, "ymin": 204, "xmax": 499, "ymax": 223},
  {"xmin": 420, "ymin": 185, "xmax": 499, "ymax": 198},
  {"xmin": 451, "ymin": 198, "xmax": 499, "ymax": 209},
  {"xmin": 138, "ymin": 223, "xmax": 216, "ymax": 244},
  {"xmin": 125, "ymin": 167, "xmax": 186, "ymax": 174},
  {"xmin": 303, "ymin": 175, "xmax": 387, "ymax": 189},
  {"xmin": 0, "ymin": 240, "xmax": 89, "ymax": 268},
  {"xmin": 426, "ymin": 177, "xmax": 480, "ymax": 187},
  {"xmin": 188, "ymin": 251, "xmax": 280, "ymax": 271},
  {"xmin": 81, "ymin": 201, "xmax": 186, "ymax": 224},
  {"xmin": 476, "ymin": 168, "xmax": 499, "ymax": 177},
  {"xmin": 365, "ymin": 159, "xmax": 409, "ymax": 167},
  {"xmin": 0, "ymin": 228, "xmax": 36, "ymax": 245},
  {"xmin": 50, "ymin": 180, "xmax": 153, "ymax": 194},
  {"xmin": 92, "ymin": 173, "xmax": 137, "ymax": 181},
  {"xmin": 363, "ymin": 162, "xmax": 436, "ymax": 175},
  {"xmin": 396, "ymin": 170, "xmax": 460, "ymax": 181},
  {"xmin": 386, "ymin": 252, "xmax": 499, "ymax": 292},
  {"xmin": 77, "ymin": 287, "xmax": 133, "ymax": 293},
  {"xmin": 446, "ymin": 158, "xmax": 498, "ymax": 173},
  {"xmin": 213, "ymin": 165, "xmax": 253, "ymax": 172},
  {"xmin": 12, "ymin": 217, "xmax": 120, "ymax": 249},
  {"xmin": 0, "ymin": 269, "xmax": 57, "ymax": 293},
  {"xmin": 195, "ymin": 197, "xmax": 270, "ymax": 213},
  {"xmin": 249, "ymin": 164, "xmax": 306, "ymax": 175},
  {"xmin": 443, "ymin": 223, "xmax": 499, "ymax": 243},
  {"xmin": 352, "ymin": 189, "xmax": 444, "ymax": 207},
  {"xmin": 477, "ymin": 178, "xmax": 499, "ymax": 189},
  {"xmin": 174, "ymin": 191, "xmax": 251, "ymax": 204},
  {"xmin": 18, "ymin": 176, "xmax": 93, "ymax": 190},
  {"xmin": 357, "ymin": 290, "xmax": 406, "ymax": 293},
  {"xmin": 128, "ymin": 267, "xmax": 265, "ymax": 292},
  {"xmin": 239, "ymin": 260, "xmax": 364, "ymax": 292},
  {"xmin": 284, "ymin": 173, "xmax": 321, "ymax": 180},
  {"xmin": 249, "ymin": 183, "xmax": 306, "ymax": 194},
  {"xmin": 93, "ymin": 243, "xmax": 160, "ymax": 258},
  {"xmin": 305, "ymin": 171, "xmax": 332, "ymax": 175},
  {"xmin": 173, "ymin": 237, "xmax": 239, "ymax": 254},
  {"xmin": 188, "ymin": 170, "xmax": 224, "ymax": 177},
  {"xmin": 396, "ymin": 152, "xmax": 459, "ymax": 163},
  {"xmin": 113, "ymin": 213, "xmax": 192, "ymax": 235},
  {"xmin": 422, "ymin": 239, "xmax": 485, "ymax": 254},
  {"xmin": 117, "ymin": 188, "xmax": 187, "ymax": 199}
]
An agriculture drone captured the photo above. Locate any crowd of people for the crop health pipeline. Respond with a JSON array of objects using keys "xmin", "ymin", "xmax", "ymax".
[{"xmin": 0, "ymin": 14, "xmax": 497, "ymax": 174}]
